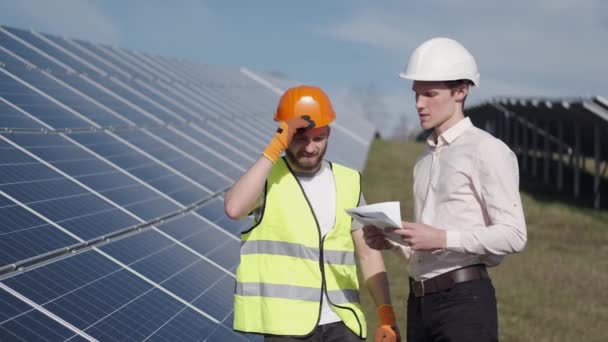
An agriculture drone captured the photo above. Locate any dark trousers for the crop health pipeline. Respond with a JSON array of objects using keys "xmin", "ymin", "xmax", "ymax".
[
  {"xmin": 407, "ymin": 278, "xmax": 498, "ymax": 342},
  {"xmin": 264, "ymin": 322, "xmax": 363, "ymax": 342}
]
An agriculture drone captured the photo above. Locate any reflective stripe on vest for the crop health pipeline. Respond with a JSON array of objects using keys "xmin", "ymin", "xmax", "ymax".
[
  {"xmin": 235, "ymin": 282, "xmax": 360, "ymax": 304},
  {"xmin": 240, "ymin": 240, "xmax": 356, "ymax": 265}
]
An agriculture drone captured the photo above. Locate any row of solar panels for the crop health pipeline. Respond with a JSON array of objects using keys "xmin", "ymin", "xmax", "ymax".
[
  {"xmin": 468, "ymin": 96, "xmax": 608, "ymax": 157},
  {"xmin": 467, "ymin": 96, "xmax": 608, "ymax": 209},
  {"xmin": 0, "ymin": 24, "xmax": 374, "ymax": 341}
]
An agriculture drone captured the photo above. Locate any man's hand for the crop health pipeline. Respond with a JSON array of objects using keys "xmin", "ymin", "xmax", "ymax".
[
  {"xmin": 374, "ymin": 304, "xmax": 401, "ymax": 342},
  {"xmin": 363, "ymin": 225, "xmax": 394, "ymax": 250},
  {"xmin": 389, "ymin": 222, "xmax": 447, "ymax": 251},
  {"xmin": 262, "ymin": 117, "xmax": 311, "ymax": 162}
]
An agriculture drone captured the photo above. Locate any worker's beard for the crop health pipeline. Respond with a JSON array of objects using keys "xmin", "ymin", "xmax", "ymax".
[{"xmin": 285, "ymin": 143, "xmax": 328, "ymax": 174}]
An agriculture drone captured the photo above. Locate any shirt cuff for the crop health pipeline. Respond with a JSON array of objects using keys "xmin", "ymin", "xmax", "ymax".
[
  {"xmin": 391, "ymin": 243, "xmax": 411, "ymax": 259},
  {"xmin": 446, "ymin": 231, "xmax": 463, "ymax": 252}
]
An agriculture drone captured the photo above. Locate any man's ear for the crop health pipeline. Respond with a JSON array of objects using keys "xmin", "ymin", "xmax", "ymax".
[{"xmin": 454, "ymin": 84, "xmax": 468, "ymax": 102}]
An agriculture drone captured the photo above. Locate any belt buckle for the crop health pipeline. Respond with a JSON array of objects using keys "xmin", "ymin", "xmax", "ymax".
[{"xmin": 412, "ymin": 280, "xmax": 425, "ymax": 297}]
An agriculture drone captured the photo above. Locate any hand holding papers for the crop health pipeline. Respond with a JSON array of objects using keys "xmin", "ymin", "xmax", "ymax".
[{"xmin": 345, "ymin": 201, "xmax": 406, "ymax": 245}]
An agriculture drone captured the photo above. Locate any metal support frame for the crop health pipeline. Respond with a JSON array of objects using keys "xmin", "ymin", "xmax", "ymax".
[
  {"xmin": 593, "ymin": 125, "xmax": 602, "ymax": 209},
  {"xmin": 543, "ymin": 122, "xmax": 551, "ymax": 184},
  {"xmin": 557, "ymin": 121, "xmax": 564, "ymax": 191},
  {"xmin": 574, "ymin": 124, "xmax": 581, "ymax": 198},
  {"xmin": 532, "ymin": 118, "xmax": 538, "ymax": 177}
]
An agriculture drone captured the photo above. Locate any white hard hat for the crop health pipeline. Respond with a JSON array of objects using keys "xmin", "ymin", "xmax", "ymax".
[{"xmin": 399, "ymin": 37, "xmax": 480, "ymax": 87}]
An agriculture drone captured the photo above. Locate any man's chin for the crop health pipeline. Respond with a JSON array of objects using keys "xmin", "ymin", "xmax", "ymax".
[{"xmin": 294, "ymin": 157, "xmax": 322, "ymax": 172}]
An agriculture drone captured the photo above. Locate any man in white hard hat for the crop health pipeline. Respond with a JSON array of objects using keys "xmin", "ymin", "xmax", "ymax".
[{"xmin": 364, "ymin": 37, "xmax": 527, "ymax": 341}]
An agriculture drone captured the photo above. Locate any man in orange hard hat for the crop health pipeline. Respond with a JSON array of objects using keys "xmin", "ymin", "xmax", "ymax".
[
  {"xmin": 225, "ymin": 85, "xmax": 400, "ymax": 341},
  {"xmin": 364, "ymin": 37, "xmax": 527, "ymax": 341}
]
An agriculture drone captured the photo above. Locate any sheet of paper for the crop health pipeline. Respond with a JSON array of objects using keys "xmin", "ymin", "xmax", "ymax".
[
  {"xmin": 345, "ymin": 201, "xmax": 411, "ymax": 252},
  {"xmin": 345, "ymin": 201, "xmax": 402, "ymax": 229}
]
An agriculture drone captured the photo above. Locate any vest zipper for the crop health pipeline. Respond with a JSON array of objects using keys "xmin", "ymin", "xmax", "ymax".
[
  {"xmin": 284, "ymin": 158, "xmax": 324, "ymax": 334},
  {"xmin": 284, "ymin": 159, "xmax": 364, "ymax": 338}
]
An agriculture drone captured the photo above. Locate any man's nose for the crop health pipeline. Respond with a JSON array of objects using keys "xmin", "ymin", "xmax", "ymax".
[
  {"xmin": 303, "ymin": 141, "xmax": 316, "ymax": 153},
  {"xmin": 415, "ymin": 97, "xmax": 425, "ymax": 110}
]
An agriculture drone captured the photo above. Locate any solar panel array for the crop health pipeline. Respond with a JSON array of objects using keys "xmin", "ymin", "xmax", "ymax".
[
  {"xmin": 0, "ymin": 25, "xmax": 371, "ymax": 341},
  {"xmin": 467, "ymin": 97, "xmax": 608, "ymax": 209}
]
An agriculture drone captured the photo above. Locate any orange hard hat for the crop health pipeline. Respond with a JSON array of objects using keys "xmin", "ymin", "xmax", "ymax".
[{"xmin": 274, "ymin": 85, "xmax": 336, "ymax": 127}]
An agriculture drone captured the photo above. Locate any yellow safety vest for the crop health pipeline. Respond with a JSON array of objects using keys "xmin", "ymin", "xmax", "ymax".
[{"xmin": 234, "ymin": 158, "xmax": 366, "ymax": 338}]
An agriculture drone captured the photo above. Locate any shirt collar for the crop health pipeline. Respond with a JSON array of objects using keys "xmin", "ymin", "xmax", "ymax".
[{"xmin": 427, "ymin": 117, "xmax": 473, "ymax": 147}]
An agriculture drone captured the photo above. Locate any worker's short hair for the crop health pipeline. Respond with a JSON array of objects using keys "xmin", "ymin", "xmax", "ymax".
[{"xmin": 444, "ymin": 79, "xmax": 474, "ymax": 89}]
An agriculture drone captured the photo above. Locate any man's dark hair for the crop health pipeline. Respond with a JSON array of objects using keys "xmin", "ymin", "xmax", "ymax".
[{"xmin": 444, "ymin": 79, "xmax": 472, "ymax": 107}]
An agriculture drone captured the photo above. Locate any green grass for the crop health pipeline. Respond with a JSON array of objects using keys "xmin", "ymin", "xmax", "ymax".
[{"xmin": 358, "ymin": 139, "xmax": 608, "ymax": 341}]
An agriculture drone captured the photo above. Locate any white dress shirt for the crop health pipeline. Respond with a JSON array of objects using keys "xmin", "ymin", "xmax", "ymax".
[{"xmin": 410, "ymin": 117, "xmax": 527, "ymax": 280}]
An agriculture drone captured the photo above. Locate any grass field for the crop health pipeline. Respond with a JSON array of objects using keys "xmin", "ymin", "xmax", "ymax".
[{"xmin": 358, "ymin": 139, "xmax": 608, "ymax": 342}]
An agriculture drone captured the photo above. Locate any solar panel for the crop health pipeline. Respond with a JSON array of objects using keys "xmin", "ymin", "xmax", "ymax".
[{"xmin": 0, "ymin": 23, "xmax": 371, "ymax": 341}]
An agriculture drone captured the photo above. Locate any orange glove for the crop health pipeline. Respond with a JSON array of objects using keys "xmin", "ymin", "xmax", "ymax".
[
  {"xmin": 374, "ymin": 304, "xmax": 400, "ymax": 342},
  {"xmin": 262, "ymin": 116, "xmax": 311, "ymax": 162}
]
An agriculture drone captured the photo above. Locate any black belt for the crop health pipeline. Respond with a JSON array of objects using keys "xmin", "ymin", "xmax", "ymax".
[{"xmin": 409, "ymin": 264, "xmax": 489, "ymax": 297}]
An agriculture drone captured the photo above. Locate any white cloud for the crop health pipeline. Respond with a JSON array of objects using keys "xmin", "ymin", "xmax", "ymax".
[
  {"xmin": 318, "ymin": 1, "xmax": 608, "ymax": 137},
  {"xmin": 320, "ymin": 0, "xmax": 608, "ymax": 98},
  {"xmin": 1, "ymin": 0, "xmax": 120, "ymax": 44},
  {"xmin": 321, "ymin": 9, "xmax": 418, "ymax": 57}
]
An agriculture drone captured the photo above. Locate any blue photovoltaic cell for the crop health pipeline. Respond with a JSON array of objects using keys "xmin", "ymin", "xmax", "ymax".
[
  {"xmin": 194, "ymin": 197, "xmax": 225, "ymax": 223},
  {"xmin": 175, "ymin": 124, "xmax": 254, "ymax": 170},
  {"xmin": 0, "ymin": 29, "xmax": 61, "ymax": 72},
  {"xmin": 68, "ymin": 131, "xmax": 211, "ymax": 205},
  {"xmin": 90, "ymin": 76, "xmax": 181, "ymax": 124},
  {"xmin": 79, "ymin": 288, "xmax": 187, "ymax": 341},
  {"xmin": 153, "ymin": 57, "xmax": 201, "ymax": 86},
  {"xmin": 40, "ymin": 34, "xmax": 127, "ymax": 78},
  {"xmin": 99, "ymin": 229, "xmax": 235, "ymax": 320},
  {"xmin": 214, "ymin": 215, "xmax": 252, "ymax": 239},
  {"xmin": 57, "ymin": 73, "xmax": 161, "ymax": 126},
  {"xmin": 206, "ymin": 117, "xmax": 267, "ymax": 153},
  {"xmin": 236, "ymin": 112, "xmax": 274, "ymax": 139},
  {"xmin": 0, "ymin": 99, "xmax": 45, "ymax": 129},
  {"xmin": 158, "ymin": 213, "xmax": 240, "ymax": 271},
  {"xmin": 186, "ymin": 126, "xmax": 253, "ymax": 164},
  {"xmin": 73, "ymin": 40, "xmax": 150, "ymax": 81},
  {"xmin": 7, "ymin": 68, "xmax": 125, "ymax": 127},
  {"xmin": 145, "ymin": 307, "xmax": 249, "ymax": 342},
  {"xmin": 0, "ymin": 194, "xmax": 78, "ymax": 267},
  {"xmin": 2, "ymin": 26, "xmax": 103, "ymax": 77},
  {"xmin": 0, "ymin": 45, "xmax": 33, "ymax": 71},
  {"xmin": 195, "ymin": 198, "xmax": 252, "ymax": 238},
  {"xmin": 198, "ymin": 82, "xmax": 259, "ymax": 118},
  {"xmin": 0, "ymin": 138, "xmax": 140, "ymax": 240},
  {"xmin": 116, "ymin": 49, "xmax": 176, "ymax": 83},
  {"xmin": 144, "ymin": 126, "xmax": 243, "ymax": 181},
  {"xmin": 165, "ymin": 81, "xmax": 224, "ymax": 118},
  {"xmin": 1, "ymin": 251, "xmax": 224, "ymax": 341},
  {"xmin": 205, "ymin": 323, "xmax": 255, "ymax": 342},
  {"xmin": 186, "ymin": 83, "xmax": 242, "ymax": 118},
  {"xmin": 123, "ymin": 79, "xmax": 188, "ymax": 116},
  {"xmin": 113, "ymin": 129, "xmax": 231, "ymax": 192},
  {"xmin": 7, "ymin": 133, "xmax": 180, "ymax": 221},
  {"xmin": 0, "ymin": 70, "xmax": 93, "ymax": 129},
  {"xmin": 0, "ymin": 288, "xmax": 77, "ymax": 341}
]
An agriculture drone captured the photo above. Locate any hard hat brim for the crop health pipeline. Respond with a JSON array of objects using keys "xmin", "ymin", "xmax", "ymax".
[{"xmin": 398, "ymin": 72, "xmax": 479, "ymax": 87}]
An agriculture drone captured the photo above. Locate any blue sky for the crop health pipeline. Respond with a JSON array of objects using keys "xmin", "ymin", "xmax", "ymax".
[{"xmin": 0, "ymin": 0, "xmax": 607, "ymax": 136}]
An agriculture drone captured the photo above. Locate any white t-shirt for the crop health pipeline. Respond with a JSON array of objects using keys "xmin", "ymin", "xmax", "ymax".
[
  {"xmin": 295, "ymin": 161, "xmax": 341, "ymax": 325},
  {"xmin": 254, "ymin": 160, "xmax": 364, "ymax": 325}
]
